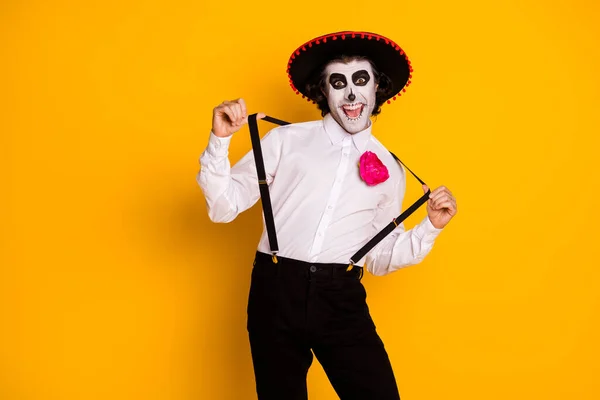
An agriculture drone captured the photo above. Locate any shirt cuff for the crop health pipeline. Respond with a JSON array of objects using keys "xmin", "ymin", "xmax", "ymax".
[
  {"xmin": 205, "ymin": 131, "xmax": 232, "ymax": 157},
  {"xmin": 413, "ymin": 216, "xmax": 443, "ymax": 243}
]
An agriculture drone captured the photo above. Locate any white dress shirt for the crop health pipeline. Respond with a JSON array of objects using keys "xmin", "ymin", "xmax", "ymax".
[{"xmin": 197, "ymin": 113, "xmax": 442, "ymax": 276}]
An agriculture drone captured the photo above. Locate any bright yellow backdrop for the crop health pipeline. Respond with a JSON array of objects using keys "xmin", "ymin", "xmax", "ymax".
[{"xmin": 2, "ymin": 0, "xmax": 599, "ymax": 399}]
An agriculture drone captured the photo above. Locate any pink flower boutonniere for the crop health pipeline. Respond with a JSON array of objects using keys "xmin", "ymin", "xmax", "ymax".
[{"xmin": 358, "ymin": 151, "xmax": 389, "ymax": 186}]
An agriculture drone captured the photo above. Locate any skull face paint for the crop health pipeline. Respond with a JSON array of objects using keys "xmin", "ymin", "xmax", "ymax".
[{"xmin": 323, "ymin": 60, "xmax": 377, "ymax": 134}]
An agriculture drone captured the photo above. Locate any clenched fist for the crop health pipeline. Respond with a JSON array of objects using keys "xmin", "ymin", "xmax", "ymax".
[
  {"xmin": 212, "ymin": 98, "xmax": 265, "ymax": 138},
  {"xmin": 422, "ymin": 185, "xmax": 458, "ymax": 229}
]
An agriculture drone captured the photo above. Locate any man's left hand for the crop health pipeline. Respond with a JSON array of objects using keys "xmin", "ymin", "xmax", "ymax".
[{"xmin": 422, "ymin": 185, "xmax": 458, "ymax": 229}]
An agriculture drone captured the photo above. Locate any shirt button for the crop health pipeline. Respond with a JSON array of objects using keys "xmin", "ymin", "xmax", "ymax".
[
  {"xmin": 327, "ymin": 205, "xmax": 333, "ymax": 210},
  {"xmin": 310, "ymin": 266, "xmax": 317, "ymax": 272}
]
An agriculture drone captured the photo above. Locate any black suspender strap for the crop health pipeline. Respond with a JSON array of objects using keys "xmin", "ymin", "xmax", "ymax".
[
  {"xmin": 261, "ymin": 115, "xmax": 292, "ymax": 126},
  {"xmin": 246, "ymin": 113, "xmax": 430, "ymax": 269},
  {"xmin": 247, "ymin": 114, "xmax": 290, "ymax": 263},
  {"xmin": 347, "ymin": 153, "xmax": 430, "ymax": 269}
]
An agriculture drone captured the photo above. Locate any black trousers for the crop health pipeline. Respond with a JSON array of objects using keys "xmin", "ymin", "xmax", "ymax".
[{"xmin": 247, "ymin": 252, "xmax": 400, "ymax": 400}]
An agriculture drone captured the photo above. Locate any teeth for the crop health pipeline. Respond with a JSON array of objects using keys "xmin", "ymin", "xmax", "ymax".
[{"xmin": 341, "ymin": 103, "xmax": 364, "ymax": 110}]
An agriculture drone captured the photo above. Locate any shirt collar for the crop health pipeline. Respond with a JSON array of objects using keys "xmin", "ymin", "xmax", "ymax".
[{"xmin": 323, "ymin": 113, "xmax": 372, "ymax": 153}]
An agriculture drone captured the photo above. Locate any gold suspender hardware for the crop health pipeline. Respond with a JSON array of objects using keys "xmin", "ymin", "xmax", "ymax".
[
  {"xmin": 258, "ymin": 180, "xmax": 267, "ymax": 185},
  {"xmin": 346, "ymin": 261, "xmax": 355, "ymax": 272},
  {"xmin": 272, "ymin": 253, "xmax": 278, "ymax": 264},
  {"xmin": 393, "ymin": 218, "xmax": 398, "ymax": 227}
]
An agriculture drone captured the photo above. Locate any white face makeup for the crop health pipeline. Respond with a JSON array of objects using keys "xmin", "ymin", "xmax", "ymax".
[{"xmin": 323, "ymin": 59, "xmax": 377, "ymax": 134}]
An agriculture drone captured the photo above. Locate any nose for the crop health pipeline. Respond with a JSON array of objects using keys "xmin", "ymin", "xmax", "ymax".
[{"xmin": 347, "ymin": 89, "xmax": 356, "ymax": 102}]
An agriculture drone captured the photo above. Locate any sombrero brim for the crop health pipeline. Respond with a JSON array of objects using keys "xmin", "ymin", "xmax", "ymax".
[{"xmin": 287, "ymin": 31, "xmax": 413, "ymax": 103}]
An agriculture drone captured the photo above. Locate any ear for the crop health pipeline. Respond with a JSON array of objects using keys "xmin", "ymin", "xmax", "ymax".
[{"xmin": 320, "ymin": 84, "xmax": 328, "ymax": 99}]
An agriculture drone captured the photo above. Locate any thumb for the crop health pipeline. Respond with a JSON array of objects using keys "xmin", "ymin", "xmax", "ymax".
[
  {"xmin": 241, "ymin": 113, "xmax": 266, "ymax": 125},
  {"xmin": 422, "ymin": 184, "xmax": 432, "ymax": 207}
]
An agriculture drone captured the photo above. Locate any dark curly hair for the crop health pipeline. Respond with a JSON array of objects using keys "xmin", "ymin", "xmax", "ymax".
[{"xmin": 304, "ymin": 55, "xmax": 395, "ymax": 117}]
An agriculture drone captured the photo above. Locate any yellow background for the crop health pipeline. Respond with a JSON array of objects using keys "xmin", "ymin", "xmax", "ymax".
[{"xmin": 2, "ymin": 0, "xmax": 599, "ymax": 399}]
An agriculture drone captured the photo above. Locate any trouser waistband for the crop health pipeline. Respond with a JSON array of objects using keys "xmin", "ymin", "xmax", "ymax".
[{"xmin": 254, "ymin": 251, "xmax": 363, "ymax": 280}]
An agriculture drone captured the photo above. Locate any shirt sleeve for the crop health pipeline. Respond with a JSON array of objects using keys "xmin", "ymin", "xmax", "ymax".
[
  {"xmin": 364, "ymin": 166, "xmax": 443, "ymax": 276},
  {"xmin": 196, "ymin": 129, "xmax": 281, "ymax": 223}
]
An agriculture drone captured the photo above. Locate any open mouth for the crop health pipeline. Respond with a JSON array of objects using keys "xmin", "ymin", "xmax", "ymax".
[{"xmin": 341, "ymin": 103, "xmax": 365, "ymax": 120}]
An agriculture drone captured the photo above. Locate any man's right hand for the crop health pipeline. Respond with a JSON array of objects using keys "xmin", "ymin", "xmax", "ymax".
[{"xmin": 212, "ymin": 98, "xmax": 265, "ymax": 138}]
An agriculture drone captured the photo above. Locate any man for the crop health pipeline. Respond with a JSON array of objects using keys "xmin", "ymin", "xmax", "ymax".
[{"xmin": 197, "ymin": 31, "xmax": 457, "ymax": 400}]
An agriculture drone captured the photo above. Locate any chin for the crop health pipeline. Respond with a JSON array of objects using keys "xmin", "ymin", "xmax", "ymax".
[
  {"xmin": 343, "ymin": 122, "xmax": 368, "ymax": 134},
  {"xmin": 333, "ymin": 111, "xmax": 370, "ymax": 134}
]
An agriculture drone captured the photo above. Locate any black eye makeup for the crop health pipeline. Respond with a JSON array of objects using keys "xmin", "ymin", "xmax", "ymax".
[
  {"xmin": 329, "ymin": 73, "xmax": 347, "ymax": 90},
  {"xmin": 352, "ymin": 70, "xmax": 371, "ymax": 86}
]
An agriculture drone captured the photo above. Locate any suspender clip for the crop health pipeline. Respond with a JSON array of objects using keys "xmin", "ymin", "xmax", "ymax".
[
  {"xmin": 272, "ymin": 252, "xmax": 278, "ymax": 264},
  {"xmin": 346, "ymin": 260, "xmax": 355, "ymax": 272}
]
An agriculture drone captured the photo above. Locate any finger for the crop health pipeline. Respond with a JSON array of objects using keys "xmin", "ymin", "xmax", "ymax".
[
  {"xmin": 422, "ymin": 185, "xmax": 431, "ymax": 207},
  {"xmin": 429, "ymin": 191, "xmax": 448, "ymax": 203},
  {"xmin": 221, "ymin": 100, "xmax": 238, "ymax": 110},
  {"xmin": 433, "ymin": 198, "xmax": 457, "ymax": 212},
  {"xmin": 228, "ymin": 104, "xmax": 241, "ymax": 124},
  {"xmin": 215, "ymin": 103, "xmax": 228, "ymax": 116},
  {"xmin": 237, "ymin": 98, "xmax": 247, "ymax": 118},
  {"xmin": 221, "ymin": 101, "xmax": 241, "ymax": 122},
  {"xmin": 220, "ymin": 106, "xmax": 236, "ymax": 125},
  {"xmin": 431, "ymin": 200, "xmax": 454, "ymax": 211},
  {"xmin": 234, "ymin": 103, "xmax": 247, "ymax": 124},
  {"xmin": 429, "ymin": 191, "xmax": 443, "ymax": 202},
  {"xmin": 235, "ymin": 102, "xmax": 246, "ymax": 121},
  {"xmin": 429, "ymin": 188, "xmax": 453, "ymax": 202},
  {"xmin": 444, "ymin": 201, "xmax": 458, "ymax": 215},
  {"xmin": 240, "ymin": 112, "xmax": 266, "ymax": 125},
  {"xmin": 429, "ymin": 186, "xmax": 450, "ymax": 198},
  {"xmin": 231, "ymin": 105, "xmax": 246, "ymax": 125},
  {"xmin": 437, "ymin": 187, "xmax": 452, "ymax": 196},
  {"xmin": 422, "ymin": 184, "xmax": 430, "ymax": 194},
  {"xmin": 431, "ymin": 195, "xmax": 453, "ymax": 209}
]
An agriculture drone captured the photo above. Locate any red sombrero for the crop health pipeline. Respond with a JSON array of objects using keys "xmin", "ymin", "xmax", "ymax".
[{"xmin": 286, "ymin": 31, "xmax": 413, "ymax": 104}]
